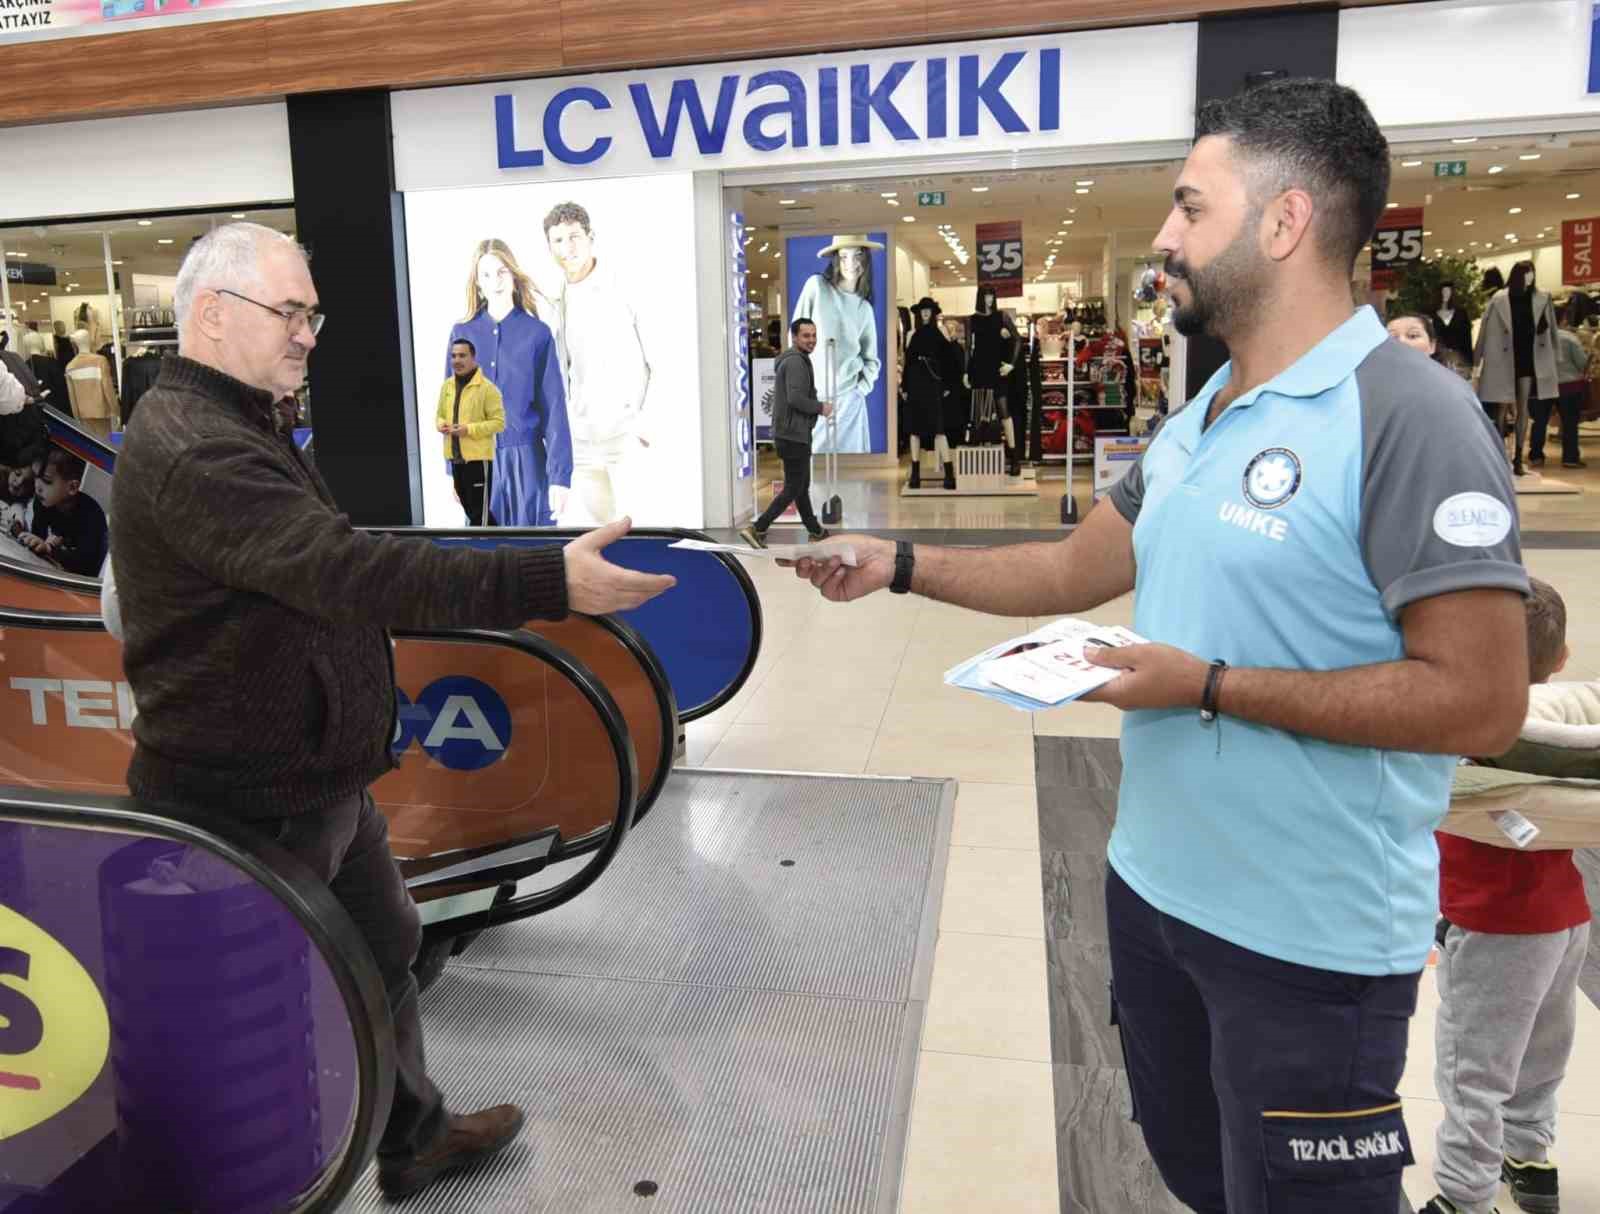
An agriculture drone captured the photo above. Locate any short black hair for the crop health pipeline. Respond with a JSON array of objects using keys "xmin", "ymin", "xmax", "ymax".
[
  {"xmin": 42, "ymin": 449, "xmax": 85, "ymax": 483},
  {"xmin": 1195, "ymin": 78, "xmax": 1390, "ymax": 270},
  {"xmin": 450, "ymin": 337, "xmax": 476, "ymax": 356},
  {"xmin": 543, "ymin": 202, "xmax": 593, "ymax": 237},
  {"xmin": 790, "ymin": 317, "xmax": 816, "ymax": 336}
]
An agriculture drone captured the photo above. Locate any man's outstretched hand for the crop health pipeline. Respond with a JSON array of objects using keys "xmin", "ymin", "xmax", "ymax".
[
  {"xmin": 786, "ymin": 535, "xmax": 896, "ymax": 603},
  {"xmin": 563, "ymin": 518, "xmax": 676, "ymax": 614}
]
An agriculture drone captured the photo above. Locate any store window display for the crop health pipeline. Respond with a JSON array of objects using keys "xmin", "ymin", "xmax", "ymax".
[
  {"xmin": 903, "ymin": 296, "xmax": 956, "ymax": 490},
  {"xmin": 964, "ymin": 284, "xmax": 1022, "ymax": 477},
  {"xmin": 544, "ymin": 201, "xmax": 651, "ymax": 527},
  {"xmin": 446, "ymin": 239, "xmax": 572, "ymax": 526},
  {"xmin": 794, "ymin": 234, "xmax": 882, "ymax": 455},
  {"xmin": 65, "ymin": 329, "xmax": 118, "ymax": 440},
  {"xmin": 1476, "ymin": 259, "xmax": 1559, "ymax": 477}
]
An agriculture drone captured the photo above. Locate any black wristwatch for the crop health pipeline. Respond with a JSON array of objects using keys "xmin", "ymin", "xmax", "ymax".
[
  {"xmin": 890, "ymin": 541, "xmax": 915, "ymax": 595},
  {"xmin": 1200, "ymin": 659, "xmax": 1228, "ymax": 723}
]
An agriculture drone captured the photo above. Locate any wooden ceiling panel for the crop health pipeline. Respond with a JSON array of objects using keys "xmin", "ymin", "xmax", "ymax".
[
  {"xmin": 259, "ymin": 0, "xmax": 564, "ymax": 95},
  {"xmin": 527, "ymin": 0, "xmax": 912, "ymax": 69},
  {"xmin": 924, "ymin": 0, "xmax": 1288, "ymax": 38}
]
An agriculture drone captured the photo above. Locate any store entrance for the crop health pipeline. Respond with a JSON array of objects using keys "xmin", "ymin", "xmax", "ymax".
[
  {"xmin": 725, "ymin": 158, "xmax": 1185, "ymax": 533},
  {"xmin": 1368, "ymin": 131, "xmax": 1600, "ymax": 534}
]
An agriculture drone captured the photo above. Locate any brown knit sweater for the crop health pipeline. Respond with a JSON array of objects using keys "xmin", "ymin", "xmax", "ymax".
[{"xmin": 110, "ymin": 357, "xmax": 568, "ymax": 819}]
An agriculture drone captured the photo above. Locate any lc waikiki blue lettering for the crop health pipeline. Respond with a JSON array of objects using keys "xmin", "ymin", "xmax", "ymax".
[{"xmin": 493, "ymin": 45, "xmax": 1065, "ymax": 169}]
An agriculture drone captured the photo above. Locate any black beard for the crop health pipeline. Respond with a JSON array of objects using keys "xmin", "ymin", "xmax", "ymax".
[{"xmin": 1164, "ymin": 218, "xmax": 1269, "ymax": 341}]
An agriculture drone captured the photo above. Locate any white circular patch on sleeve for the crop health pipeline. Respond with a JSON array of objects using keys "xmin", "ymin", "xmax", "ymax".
[{"xmin": 1433, "ymin": 491, "xmax": 1512, "ymax": 548}]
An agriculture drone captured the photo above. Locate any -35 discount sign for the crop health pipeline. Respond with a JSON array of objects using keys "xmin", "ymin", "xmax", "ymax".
[
  {"xmin": 1370, "ymin": 207, "xmax": 1425, "ymax": 290},
  {"xmin": 976, "ymin": 220, "xmax": 1024, "ymax": 299}
]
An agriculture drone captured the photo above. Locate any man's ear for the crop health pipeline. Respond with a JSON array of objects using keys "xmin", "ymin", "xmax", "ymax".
[
  {"xmin": 1263, "ymin": 189, "xmax": 1317, "ymax": 263},
  {"xmin": 192, "ymin": 289, "xmax": 227, "ymax": 342}
]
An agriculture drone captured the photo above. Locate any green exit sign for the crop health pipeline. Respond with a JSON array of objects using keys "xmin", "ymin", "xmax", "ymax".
[
  {"xmin": 1434, "ymin": 161, "xmax": 1468, "ymax": 178},
  {"xmin": 917, "ymin": 191, "xmax": 947, "ymax": 206}
]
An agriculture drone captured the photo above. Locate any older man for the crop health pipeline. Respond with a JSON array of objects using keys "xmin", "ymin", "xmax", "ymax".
[
  {"xmin": 110, "ymin": 222, "xmax": 675, "ymax": 1200},
  {"xmin": 789, "ymin": 81, "xmax": 1528, "ymax": 1214}
]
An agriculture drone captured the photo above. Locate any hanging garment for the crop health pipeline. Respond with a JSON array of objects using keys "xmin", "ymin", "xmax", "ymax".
[
  {"xmin": 1434, "ymin": 307, "xmax": 1473, "ymax": 369},
  {"xmin": 968, "ymin": 310, "xmax": 1016, "ymax": 389},
  {"xmin": 905, "ymin": 323, "xmax": 949, "ymax": 445}
]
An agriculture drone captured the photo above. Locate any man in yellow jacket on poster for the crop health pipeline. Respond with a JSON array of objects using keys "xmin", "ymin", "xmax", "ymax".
[{"xmin": 437, "ymin": 337, "xmax": 506, "ymax": 526}]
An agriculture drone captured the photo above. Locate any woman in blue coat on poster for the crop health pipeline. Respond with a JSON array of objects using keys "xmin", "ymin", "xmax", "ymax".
[{"xmin": 447, "ymin": 239, "xmax": 572, "ymax": 526}]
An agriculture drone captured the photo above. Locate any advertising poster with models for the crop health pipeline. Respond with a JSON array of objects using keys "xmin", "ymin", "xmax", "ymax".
[
  {"xmin": 783, "ymin": 233, "xmax": 890, "ymax": 455},
  {"xmin": 404, "ymin": 174, "xmax": 702, "ymax": 529}
]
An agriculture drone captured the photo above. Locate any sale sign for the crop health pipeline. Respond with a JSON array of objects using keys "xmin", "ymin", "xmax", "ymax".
[
  {"xmin": 1370, "ymin": 207, "xmax": 1425, "ymax": 291},
  {"xmin": 1563, "ymin": 218, "xmax": 1600, "ymax": 286},
  {"xmin": 976, "ymin": 220, "xmax": 1024, "ymax": 299}
]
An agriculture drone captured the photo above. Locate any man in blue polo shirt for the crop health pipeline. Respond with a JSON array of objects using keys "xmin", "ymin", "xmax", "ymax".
[{"xmin": 788, "ymin": 79, "xmax": 1529, "ymax": 1213}]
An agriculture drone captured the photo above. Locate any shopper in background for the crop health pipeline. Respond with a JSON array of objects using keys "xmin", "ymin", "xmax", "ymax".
[
  {"xmin": 1426, "ymin": 578, "xmax": 1589, "ymax": 1214},
  {"xmin": 1530, "ymin": 308, "xmax": 1589, "ymax": 470},
  {"xmin": 111, "ymin": 221, "xmax": 674, "ymax": 1201},
  {"xmin": 786, "ymin": 79, "xmax": 1528, "ymax": 1214},
  {"xmin": 65, "ymin": 328, "xmax": 119, "ymax": 440},
  {"xmin": 22, "ymin": 449, "xmax": 107, "ymax": 577},
  {"xmin": 1389, "ymin": 313, "xmax": 1440, "ymax": 360},
  {"xmin": 740, "ymin": 318, "xmax": 832, "ymax": 547},
  {"xmin": 435, "ymin": 336, "xmax": 505, "ymax": 525}
]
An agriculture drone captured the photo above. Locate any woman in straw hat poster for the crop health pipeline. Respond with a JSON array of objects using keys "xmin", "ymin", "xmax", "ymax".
[{"xmin": 789, "ymin": 233, "xmax": 886, "ymax": 454}]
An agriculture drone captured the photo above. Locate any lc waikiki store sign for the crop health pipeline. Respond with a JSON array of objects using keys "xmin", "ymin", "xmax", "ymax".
[{"xmin": 391, "ymin": 26, "xmax": 1198, "ymax": 190}]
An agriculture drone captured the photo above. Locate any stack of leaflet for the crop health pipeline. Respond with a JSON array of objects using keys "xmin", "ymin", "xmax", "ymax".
[{"xmin": 944, "ymin": 617, "xmax": 1146, "ymax": 711}]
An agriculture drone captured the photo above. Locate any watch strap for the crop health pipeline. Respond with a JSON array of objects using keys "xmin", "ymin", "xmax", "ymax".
[
  {"xmin": 1200, "ymin": 659, "xmax": 1228, "ymax": 722},
  {"xmin": 890, "ymin": 540, "xmax": 915, "ymax": 595}
]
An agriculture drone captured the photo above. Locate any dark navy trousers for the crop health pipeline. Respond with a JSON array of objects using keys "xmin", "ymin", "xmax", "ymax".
[{"xmin": 1106, "ymin": 866, "xmax": 1421, "ymax": 1213}]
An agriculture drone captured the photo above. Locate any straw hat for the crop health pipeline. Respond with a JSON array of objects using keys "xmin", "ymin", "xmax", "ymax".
[{"xmin": 817, "ymin": 234, "xmax": 886, "ymax": 257}]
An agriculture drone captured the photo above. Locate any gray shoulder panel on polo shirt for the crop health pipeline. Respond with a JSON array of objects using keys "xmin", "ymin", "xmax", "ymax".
[{"xmin": 1354, "ymin": 338, "xmax": 1529, "ymax": 616}]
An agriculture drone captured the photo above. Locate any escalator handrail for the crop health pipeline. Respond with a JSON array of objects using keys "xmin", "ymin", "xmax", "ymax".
[
  {"xmin": 42, "ymin": 404, "xmax": 117, "ymax": 472},
  {"xmin": 0, "ymin": 548, "xmax": 103, "ymax": 596},
  {"xmin": 374, "ymin": 526, "xmax": 764, "ymax": 723},
  {"xmin": 0, "ymin": 607, "xmax": 643, "ymax": 933},
  {"xmin": 0, "ymin": 784, "xmax": 395, "ymax": 1214}
]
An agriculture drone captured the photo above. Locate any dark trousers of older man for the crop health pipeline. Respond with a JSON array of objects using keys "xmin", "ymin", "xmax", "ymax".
[
  {"xmin": 1106, "ymin": 868, "xmax": 1419, "ymax": 1213},
  {"xmin": 266, "ymin": 790, "xmax": 447, "ymax": 1159}
]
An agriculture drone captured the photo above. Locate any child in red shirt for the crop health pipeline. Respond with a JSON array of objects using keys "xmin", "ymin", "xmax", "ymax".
[{"xmin": 1425, "ymin": 578, "xmax": 1586, "ymax": 1214}]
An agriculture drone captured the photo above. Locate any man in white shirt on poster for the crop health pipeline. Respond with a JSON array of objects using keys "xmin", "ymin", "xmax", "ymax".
[{"xmin": 544, "ymin": 201, "xmax": 650, "ymax": 525}]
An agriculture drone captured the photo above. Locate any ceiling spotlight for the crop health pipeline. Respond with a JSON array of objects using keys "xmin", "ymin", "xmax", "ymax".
[
  {"xmin": 1423, "ymin": 230, "xmax": 1433, "ymax": 236},
  {"xmin": 1569, "ymin": 193, "xmax": 1582, "ymax": 200},
  {"xmin": 1400, "ymin": 159, "xmax": 1423, "ymax": 168},
  {"xmin": 1506, "ymin": 233, "xmax": 1518, "ymax": 240},
  {"xmin": 903, "ymin": 215, "xmax": 915, "ymax": 222},
  {"xmin": 971, "ymin": 186, "xmax": 990, "ymax": 193},
  {"xmin": 775, "ymin": 253, "xmax": 782, "ymax": 259},
  {"xmin": 1487, "ymin": 165, "xmax": 1505, "ymax": 175},
  {"xmin": 112, "ymin": 260, "xmax": 123, "ymax": 266},
  {"xmin": 1519, "ymin": 153, "xmax": 1541, "ymax": 161},
  {"xmin": 880, "ymin": 192, "xmax": 897, "ymax": 198},
  {"xmin": 1074, "ymin": 188, "xmax": 1090, "ymax": 195},
  {"xmin": 1064, "ymin": 220, "xmax": 1075, "ymax": 226},
  {"xmin": 230, "ymin": 213, "xmax": 246, "ymax": 219},
  {"xmin": 1056, "ymin": 229, "xmax": 1066, "ymax": 235},
  {"xmin": 779, "ymin": 199, "xmax": 797, "ymax": 206},
  {"xmin": 1457, "ymin": 248, "xmax": 1466, "ymax": 254},
  {"xmin": 137, "ymin": 220, "xmax": 153, "ymax": 226},
  {"xmin": 1508, "ymin": 207, "xmax": 1522, "ymax": 214},
  {"xmin": 9, "ymin": 251, "xmax": 26, "ymax": 258},
  {"xmin": 1451, "ymin": 137, "xmax": 1479, "ymax": 144},
  {"xmin": 1463, "ymin": 220, "xmax": 1475, "ymax": 226},
  {"xmin": 1386, "ymin": 202, "xmax": 1399, "ymax": 209},
  {"xmin": 1075, "ymin": 179, "xmax": 1095, "ymax": 186},
  {"xmin": 157, "ymin": 238, "xmax": 174, "ymax": 244},
  {"xmin": 760, "ymin": 273, "xmax": 769, "ymax": 280}
]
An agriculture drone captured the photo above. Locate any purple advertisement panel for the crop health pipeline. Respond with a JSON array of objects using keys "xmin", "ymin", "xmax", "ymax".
[
  {"xmin": 0, "ymin": 821, "xmax": 360, "ymax": 1212},
  {"xmin": 784, "ymin": 232, "xmax": 890, "ymax": 455}
]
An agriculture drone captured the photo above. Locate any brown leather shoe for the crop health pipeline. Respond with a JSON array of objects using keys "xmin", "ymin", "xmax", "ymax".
[{"xmin": 378, "ymin": 1104, "xmax": 525, "ymax": 1199}]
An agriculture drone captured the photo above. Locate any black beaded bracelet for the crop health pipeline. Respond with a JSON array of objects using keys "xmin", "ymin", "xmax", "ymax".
[{"xmin": 1200, "ymin": 659, "xmax": 1228, "ymax": 723}]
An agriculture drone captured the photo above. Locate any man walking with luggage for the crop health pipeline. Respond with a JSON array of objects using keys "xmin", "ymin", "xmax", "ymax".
[{"xmin": 741, "ymin": 318, "xmax": 832, "ymax": 547}]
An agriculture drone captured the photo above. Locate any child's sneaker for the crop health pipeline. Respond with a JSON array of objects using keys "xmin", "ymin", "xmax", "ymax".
[
  {"xmin": 1421, "ymin": 1197, "xmax": 1502, "ymax": 1214},
  {"xmin": 1503, "ymin": 1156, "xmax": 1560, "ymax": 1213}
]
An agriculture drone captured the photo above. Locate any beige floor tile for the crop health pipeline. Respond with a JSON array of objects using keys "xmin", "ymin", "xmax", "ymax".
[
  {"xmin": 880, "ymin": 681, "xmax": 1036, "ymax": 736},
  {"xmin": 703, "ymin": 721, "xmax": 875, "ymax": 774},
  {"xmin": 736, "ymin": 680, "xmax": 893, "ymax": 732},
  {"xmin": 898, "ymin": 1051, "xmax": 1058, "ymax": 1214},
  {"xmin": 950, "ymin": 782, "xmax": 1041, "ymax": 851},
  {"xmin": 1032, "ymin": 698, "xmax": 1127, "ymax": 739},
  {"xmin": 921, "ymin": 932, "xmax": 1051, "ymax": 1063},
  {"xmin": 760, "ymin": 652, "xmax": 906, "ymax": 696},
  {"xmin": 681, "ymin": 714, "xmax": 734, "ymax": 767},
  {"xmin": 867, "ymin": 728, "xmax": 1036, "ymax": 785},
  {"xmin": 1402, "ymin": 1097, "xmax": 1600, "ymax": 1211},
  {"xmin": 939, "ymin": 845, "xmax": 1045, "ymax": 939}
]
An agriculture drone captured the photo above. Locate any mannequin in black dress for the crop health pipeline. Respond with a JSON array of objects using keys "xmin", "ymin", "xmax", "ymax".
[
  {"xmin": 1432, "ymin": 282, "xmax": 1474, "ymax": 373},
  {"xmin": 965, "ymin": 286, "xmax": 1022, "ymax": 476},
  {"xmin": 904, "ymin": 297, "xmax": 956, "ymax": 490}
]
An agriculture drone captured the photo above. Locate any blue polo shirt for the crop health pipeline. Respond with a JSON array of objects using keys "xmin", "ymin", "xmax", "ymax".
[{"xmin": 1106, "ymin": 307, "xmax": 1526, "ymax": 976}]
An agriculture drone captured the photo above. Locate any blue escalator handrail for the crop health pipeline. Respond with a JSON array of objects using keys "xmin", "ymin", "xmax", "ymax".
[
  {"xmin": 374, "ymin": 526, "xmax": 764, "ymax": 724},
  {"xmin": 0, "ymin": 784, "xmax": 396, "ymax": 1214},
  {"xmin": 43, "ymin": 405, "xmax": 117, "ymax": 475}
]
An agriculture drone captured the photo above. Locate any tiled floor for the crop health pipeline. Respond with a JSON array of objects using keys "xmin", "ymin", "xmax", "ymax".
[
  {"xmin": 750, "ymin": 431, "xmax": 1600, "ymax": 534},
  {"xmin": 681, "ymin": 539, "xmax": 1600, "ymax": 1213}
]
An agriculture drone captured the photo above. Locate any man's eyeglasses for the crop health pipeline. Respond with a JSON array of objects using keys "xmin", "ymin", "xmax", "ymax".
[{"xmin": 217, "ymin": 288, "xmax": 326, "ymax": 337}]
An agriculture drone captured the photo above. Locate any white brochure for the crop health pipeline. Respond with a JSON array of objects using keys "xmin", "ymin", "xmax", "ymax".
[
  {"xmin": 670, "ymin": 538, "xmax": 859, "ymax": 567},
  {"xmin": 945, "ymin": 617, "xmax": 1146, "ymax": 710}
]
